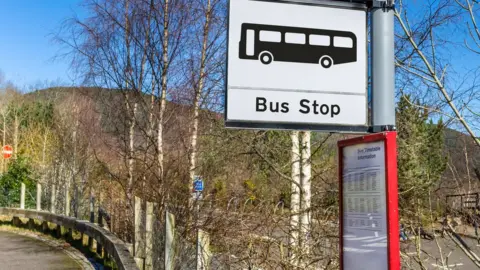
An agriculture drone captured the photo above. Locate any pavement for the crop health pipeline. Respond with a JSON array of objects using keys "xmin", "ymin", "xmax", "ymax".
[
  {"xmin": 401, "ymin": 225, "xmax": 480, "ymax": 269},
  {"xmin": 0, "ymin": 231, "xmax": 83, "ymax": 270}
]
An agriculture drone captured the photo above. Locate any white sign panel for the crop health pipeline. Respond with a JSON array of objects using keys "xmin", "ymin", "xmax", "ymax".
[
  {"xmin": 226, "ymin": 0, "xmax": 367, "ymax": 131},
  {"xmin": 342, "ymin": 141, "xmax": 387, "ymax": 270}
]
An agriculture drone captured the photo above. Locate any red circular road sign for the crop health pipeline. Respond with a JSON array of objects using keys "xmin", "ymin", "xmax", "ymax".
[{"xmin": 2, "ymin": 145, "xmax": 13, "ymax": 159}]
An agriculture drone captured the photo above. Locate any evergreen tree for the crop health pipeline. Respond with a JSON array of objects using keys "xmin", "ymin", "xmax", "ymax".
[
  {"xmin": 397, "ymin": 95, "xmax": 447, "ymax": 219},
  {"xmin": 0, "ymin": 156, "xmax": 36, "ymax": 208}
]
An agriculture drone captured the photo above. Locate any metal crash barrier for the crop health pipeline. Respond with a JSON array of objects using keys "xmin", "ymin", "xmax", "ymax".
[{"xmin": 0, "ymin": 207, "xmax": 138, "ymax": 270}]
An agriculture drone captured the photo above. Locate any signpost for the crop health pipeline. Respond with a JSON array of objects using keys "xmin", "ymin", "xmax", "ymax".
[
  {"xmin": 338, "ymin": 132, "xmax": 399, "ymax": 270},
  {"xmin": 226, "ymin": 0, "xmax": 368, "ymax": 132},
  {"xmin": 2, "ymin": 145, "xmax": 13, "ymax": 159},
  {"xmin": 226, "ymin": 0, "xmax": 398, "ymax": 269}
]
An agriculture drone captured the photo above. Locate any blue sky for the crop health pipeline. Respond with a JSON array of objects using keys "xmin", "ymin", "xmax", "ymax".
[
  {"xmin": 0, "ymin": 0, "xmax": 478, "ymax": 94},
  {"xmin": 0, "ymin": 0, "xmax": 86, "ymax": 90}
]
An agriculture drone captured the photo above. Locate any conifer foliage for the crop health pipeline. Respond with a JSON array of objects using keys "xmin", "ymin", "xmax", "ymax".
[{"xmin": 396, "ymin": 95, "xmax": 447, "ymax": 218}]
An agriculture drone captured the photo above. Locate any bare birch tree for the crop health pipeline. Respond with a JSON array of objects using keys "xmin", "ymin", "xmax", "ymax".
[
  {"xmin": 289, "ymin": 130, "xmax": 301, "ymax": 267},
  {"xmin": 300, "ymin": 131, "xmax": 312, "ymax": 263}
]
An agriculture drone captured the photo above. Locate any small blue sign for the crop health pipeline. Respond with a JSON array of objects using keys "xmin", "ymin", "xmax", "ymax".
[{"xmin": 194, "ymin": 178, "xmax": 204, "ymax": 192}]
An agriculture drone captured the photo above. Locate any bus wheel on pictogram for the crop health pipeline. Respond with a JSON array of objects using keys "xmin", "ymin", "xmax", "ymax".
[
  {"xmin": 320, "ymin": 56, "xmax": 333, "ymax": 68},
  {"xmin": 259, "ymin": 51, "xmax": 273, "ymax": 65}
]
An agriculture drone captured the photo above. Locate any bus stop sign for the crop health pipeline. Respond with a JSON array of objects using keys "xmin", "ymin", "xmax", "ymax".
[{"xmin": 226, "ymin": 0, "xmax": 367, "ymax": 132}]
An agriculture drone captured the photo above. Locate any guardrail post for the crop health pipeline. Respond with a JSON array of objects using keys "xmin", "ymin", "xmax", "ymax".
[
  {"xmin": 165, "ymin": 211, "xmax": 175, "ymax": 270},
  {"xmin": 20, "ymin": 183, "xmax": 25, "ymax": 209},
  {"xmin": 41, "ymin": 221, "xmax": 48, "ymax": 232},
  {"xmin": 27, "ymin": 218, "xmax": 35, "ymax": 230},
  {"xmin": 145, "ymin": 202, "xmax": 154, "ymax": 270},
  {"xmin": 135, "ymin": 196, "xmax": 145, "ymax": 269},
  {"xmin": 36, "ymin": 183, "xmax": 42, "ymax": 211},
  {"xmin": 12, "ymin": 216, "xmax": 21, "ymax": 227},
  {"xmin": 55, "ymin": 224, "xmax": 62, "ymax": 238},
  {"xmin": 196, "ymin": 229, "xmax": 211, "ymax": 270},
  {"xmin": 66, "ymin": 228, "xmax": 73, "ymax": 242}
]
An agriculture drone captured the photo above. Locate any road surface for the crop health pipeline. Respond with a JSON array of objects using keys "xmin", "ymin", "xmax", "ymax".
[
  {"xmin": 401, "ymin": 234, "xmax": 480, "ymax": 269},
  {"xmin": 0, "ymin": 231, "xmax": 82, "ymax": 270}
]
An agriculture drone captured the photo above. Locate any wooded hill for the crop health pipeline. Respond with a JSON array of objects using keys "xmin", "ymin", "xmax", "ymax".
[
  {"xmin": 5, "ymin": 86, "xmax": 477, "ymax": 215},
  {"xmin": 0, "ymin": 85, "xmax": 477, "ymax": 267}
]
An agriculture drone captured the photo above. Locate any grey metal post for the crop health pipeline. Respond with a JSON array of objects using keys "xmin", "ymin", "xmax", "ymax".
[
  {"xmin": 371, "ymin": 0, "xmax": 396, "ymax": 132},
  {"xmin": 145, "ymin": 202, "xmax": 154, "ymax": 270},
  {"xmin": 135, "ymin": 196, "xmax": 145, "ymax": 269},
  {"xmin": 165, "ymin": 211, "xmax": 175, "ymax": 270},
  {"xmin": 36, "ymin": 183, "xmax": 42, "ymax": 211},
  {"xmin": 20, "ymin": 183, "xmax": 25, "ymax": 209},
  {"xmin": 50, "ymin": 184, "xmax": 56, "ymax": 213},
  {"xmin": 196, "ymin": 229, "xmax": 211, "ymax": 270}
]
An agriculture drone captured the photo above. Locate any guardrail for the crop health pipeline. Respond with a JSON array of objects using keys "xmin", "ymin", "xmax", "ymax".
[{"xmin": 0, "ymin": 207, "xmax": 138, "ymax": 270}]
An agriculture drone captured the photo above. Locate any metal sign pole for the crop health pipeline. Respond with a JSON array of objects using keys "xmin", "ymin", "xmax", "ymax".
[
  {"xmin": 371, "ymin": 0, "xmax": 396, "ymax": 132},
  {"xmin": 370, "ymin": 2, "xmax": 399, "ymax": 269}
]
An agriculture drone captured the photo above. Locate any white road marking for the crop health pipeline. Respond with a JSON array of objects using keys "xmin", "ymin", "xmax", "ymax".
[
  {"xmin": 431, "ymin": 263, "xmax": 463, "ymax": 269},
  {"xmin": 344, "ymin": 247, "xmax": 375, "ymax": 253},
  {"xmin": 344, "ymin": 236, "xmax": 376, "ymax": 241},
  {"xmin": 364, "ymin": 236, "xmax": 387, "ymax": 242},
  {"xmin": 362, "ymin": 242, "xmax": 387, "ymax": 247}
]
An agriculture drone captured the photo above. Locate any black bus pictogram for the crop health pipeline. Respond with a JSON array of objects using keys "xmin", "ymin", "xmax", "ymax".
[{"xmin": 239, "ymin": 23, "xmax": 357, "ymax": 68}]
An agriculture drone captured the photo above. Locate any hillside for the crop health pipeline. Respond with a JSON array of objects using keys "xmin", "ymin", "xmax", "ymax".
[{"xmin": 21, "ymin": 87, "xmax": 480, "ymax": 202}]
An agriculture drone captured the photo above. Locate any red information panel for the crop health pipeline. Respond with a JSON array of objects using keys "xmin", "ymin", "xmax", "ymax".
[{"xmin": 338, "ymin": 132, "xmax": 399, "ymax": 270}]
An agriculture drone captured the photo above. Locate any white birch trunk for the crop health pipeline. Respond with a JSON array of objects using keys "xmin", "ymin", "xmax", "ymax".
[
  {"xmin": 300, "ymin": 131, "xmax": 312, "ymax": 260},
  {"xmin": 64, "ymin": 162, "xmax": 70, "ymax": 216},
  {"xmin": 158, "ymin": 0, "xmax": 169, "ymax": 184},
  {"xmin": 289, "ymin": 131, "xmax": 301, "ymax": 266},
  {"xmin": 38, "ymin": 131, "xmax": 48, "ymax": 211},
  {"xmin": 124, "ymin": 0, "xmax": 137, "ymax": 244},
  {"xmin": 137, "ymin": 3, "xmax": 151, "ymax": 201},
  {"xmin": 126, "ymin": 98, "xmax": 137, "ymax": 242},
  {"xmin": 189, "ymin": 0, "xmax": 212, "ymax": 207},
  {"xmin": 72, "ymin": 114, "xmax": 78, "ymax": 217}
]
